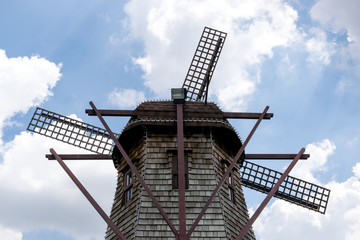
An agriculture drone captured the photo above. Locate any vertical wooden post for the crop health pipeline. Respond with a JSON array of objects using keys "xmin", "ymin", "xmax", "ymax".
[{"xmin": 177, "ymin": 103, "xmax": 187, "ymax": 239}]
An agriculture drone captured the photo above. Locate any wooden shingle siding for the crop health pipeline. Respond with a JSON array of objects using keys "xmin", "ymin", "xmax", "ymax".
[
  {"xmin": 105, "ymin": 129, "xmax": 256, "ymax": 239},
  {"xmin": 105, "ymin": 139, "xmax": 146, "ymax": 240}
]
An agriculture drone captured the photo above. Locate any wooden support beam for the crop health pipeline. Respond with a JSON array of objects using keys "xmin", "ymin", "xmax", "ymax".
[
  {"xmin": 245, "ymin": 154, "xmax": 309, "ymax": 160},
  {"xmin": 223, "ymin": 112, "xmax": 273, "ymax": 119},
  {"xmin": 235, "ymin": 148, "xmax": 305, "ymax": 240},
  {"xmin": 46, "ymin": 154, "xmax": 112, "ymax": 160},
  {"xmin": 85, "ymin": 109, "xmax": 134, "ymax": 116},
  {"xmin": 45, "ymin": 153, "xmax": 309, "ymax": 161},
  {"xmin": 89, "ymin": 101, "xmax": 179, "ymax": 237},
  {"xmin": 186, "ymin": 106, "xmax": 269, "ymax": 238},
  {"xmin": 49, "ymin": 148, "xmax": 127, "ymax": 240},
  {"xmin": 176, "ymin": 103, "xmax": 187, "ymax": 239},
  {"xmin": 85, "ymin": 108, "xmax": 273, "ymax": 120}
]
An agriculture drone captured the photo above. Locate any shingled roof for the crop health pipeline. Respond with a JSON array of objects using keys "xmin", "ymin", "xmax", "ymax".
[
  {"xmin": 124, "ymin": 100, "xmax": 234, "ymax": 131},
  {"xmin": 115, "ymin": 101, "xmax": 244, "ymax": 163}
]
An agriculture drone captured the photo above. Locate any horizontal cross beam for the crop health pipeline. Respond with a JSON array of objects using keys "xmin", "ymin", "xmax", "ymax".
[
  {"xmin": 223, "ymin": 112, "xmax": 273, "ymax": 119},
  {"xmin": 46, "ymin": 154, "xmax": 112, "ymax": 160},
  {"xmin": 245, "ymin": 154, "xmax": 309, "ymax": 159},
  {"xmin": 85, "ymin": 108, "xmax": 274, "ymax": 120},
  {"xmin": 85, "ymin": 109, "xmax": 134, "ymax": 116},
  {"xmin": 45, "ymin": 153, "xmax": 309, "ymax": 161}
]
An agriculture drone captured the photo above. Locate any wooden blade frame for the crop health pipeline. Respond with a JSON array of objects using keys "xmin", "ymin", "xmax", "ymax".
[
  {"xmin": 27, "ymin": 107, "xmax": 119, "ymax": 154},
  {"xmin": 182, "ymin": 27, "xmax": 227, "ymax": 102},
  {"xmin": 240, "ymin": 160, "xmax": 330, "ymax": 214},
  {"xmin": 236, "ymin": 148, "xmax": 305, "ymax": 240}
]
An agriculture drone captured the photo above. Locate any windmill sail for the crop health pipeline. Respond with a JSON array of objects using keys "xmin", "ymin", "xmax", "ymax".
[
  {"xmin": 27, "ymin": 107, "xmax": 119, "ymax": 154},
  {"xmin": 182, "ymin": 27, "xmax": 227, "ymax": 102},
  {"xmin": 240, "ymin": 160, "xmax": 330, "ymax": 214}
]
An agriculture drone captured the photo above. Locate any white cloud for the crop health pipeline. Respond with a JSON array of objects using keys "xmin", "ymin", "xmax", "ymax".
[
  {"xmin": 124, "ymin": 0, "xmax": 300, "ymax": 111},
  {"xmin": 108, "ymin": 88, "xmax": 146, "ymax": 108},
  {"xmin": 253, "ymin": 139, "xmax": 360, "ymax": 240},
  {"xmin": 0, "ymin": 49, "xmax": 116, "ymax": 240},
  {"xmin": 0, "ymin": 225, "xmax": 22, "ymax": 240},
  {"xmin": 0, "ymin": 130, "xmax": 116, "ymax": 240},
  {"xmin": 310, "ymin": 0, "xmax": 360, "ymax": 74},
  {"xmin": 133, "ymin": 56, "xmax": 152, "ymax": 75},
  {"xmin": 291, "ymin": 139, "xmax": 336, "ymax": 184},
  {"xmin": 310, "ymin": 0, "xmax": 360, "ymax": 42},
  {"xmin": 353, "ymin": 163, "xmax": 360, "ymax": 178},
  {"xmin": 306, "ymin": 28, "xmax": 335, "ymax": 65},
  {"xmin": 0, "ymin": 49, "xmax": 62, "ymax": 142}
]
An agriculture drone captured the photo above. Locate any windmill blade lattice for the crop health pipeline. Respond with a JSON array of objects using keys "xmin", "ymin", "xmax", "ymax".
[
  {"xmin": 182, "ymin": 27, "xmax": 227, "ymax": 101},
  {"xmin": 27, "ymin": 107, "xmax": 119, "ymax": 154},
  {"xmin": 240, "ymin": 160, "xmax": 330, "ymax": 214}
]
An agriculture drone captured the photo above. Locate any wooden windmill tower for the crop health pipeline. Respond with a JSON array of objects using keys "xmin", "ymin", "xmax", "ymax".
[{"xmin": 27, "ymin": 27, "xmax": 330, "ymax": 240}]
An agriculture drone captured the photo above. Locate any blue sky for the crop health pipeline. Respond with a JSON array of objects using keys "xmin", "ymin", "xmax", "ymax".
[{"xmin": 0, "ymin": 0, "xmax": 360, "ymax": 239}]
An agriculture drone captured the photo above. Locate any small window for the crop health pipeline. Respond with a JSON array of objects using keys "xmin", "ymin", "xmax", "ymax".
[
  {"xmin": 172, "ymin": 152, "xmax": 189, "ymax": 190},
  {"xmin": 222, "ymin": 159, "xmax": 236, "ymax": 204},
  {"xmin": 123, "ymin": 168, "xmax": 133, "ymax": 205},
  {"xmin": 228, "ymin": 171, "xmax": 235, "ymax": 204}
]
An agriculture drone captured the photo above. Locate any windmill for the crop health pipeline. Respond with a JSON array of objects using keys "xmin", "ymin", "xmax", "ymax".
[{"xmin": 27, "ymin": 27, "xmax": 330, "ymax": 240}]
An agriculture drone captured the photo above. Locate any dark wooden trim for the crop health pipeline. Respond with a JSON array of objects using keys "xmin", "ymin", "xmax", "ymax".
[
  {"xmin": 46, "ymin": 154, "xmax": 112, "ymax": 160},
  {"xmin": 223, "ymin": 112, "xmax": 273, "ymax": 119},
  {"xmin": 45, "ymin": 153, "xmax": 309, "ymax": 161},
  {"xmin": 245, "ymin": 154, "xmax": 309, "ymax": 160},
  {"xmin": 86, "ymin": 109, "xmax": 134, "ymax": 116},
  {"xmin": 176, "ymin": 103, "xmax": 187, "ymax": 238}
]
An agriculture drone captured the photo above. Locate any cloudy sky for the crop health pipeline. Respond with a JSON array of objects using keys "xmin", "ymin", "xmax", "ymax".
[{"xmin": 1, "ymin": 0, "xmax": 360, "ymax": 239}]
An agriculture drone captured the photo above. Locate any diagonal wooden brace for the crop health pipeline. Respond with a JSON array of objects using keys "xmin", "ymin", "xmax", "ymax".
[
  {"xmin": 186, "ymin": 106, "xmax": 269, "ymax": 238},
  {"xmin": 49, "ymin": 148, "xmax": 127, "ymax": 240},
  {"xmin": 235, "ymin": 148, "xmax": 305, "ymax": 240},
  {"xmin": 89, "ymin": 101, "xmax": 179, "ymax": 237}
]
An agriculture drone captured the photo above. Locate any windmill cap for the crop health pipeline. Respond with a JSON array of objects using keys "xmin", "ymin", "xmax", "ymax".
[{"xmin": 112, "ymin": 101, "xmax": 245, "ymax": 166}]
